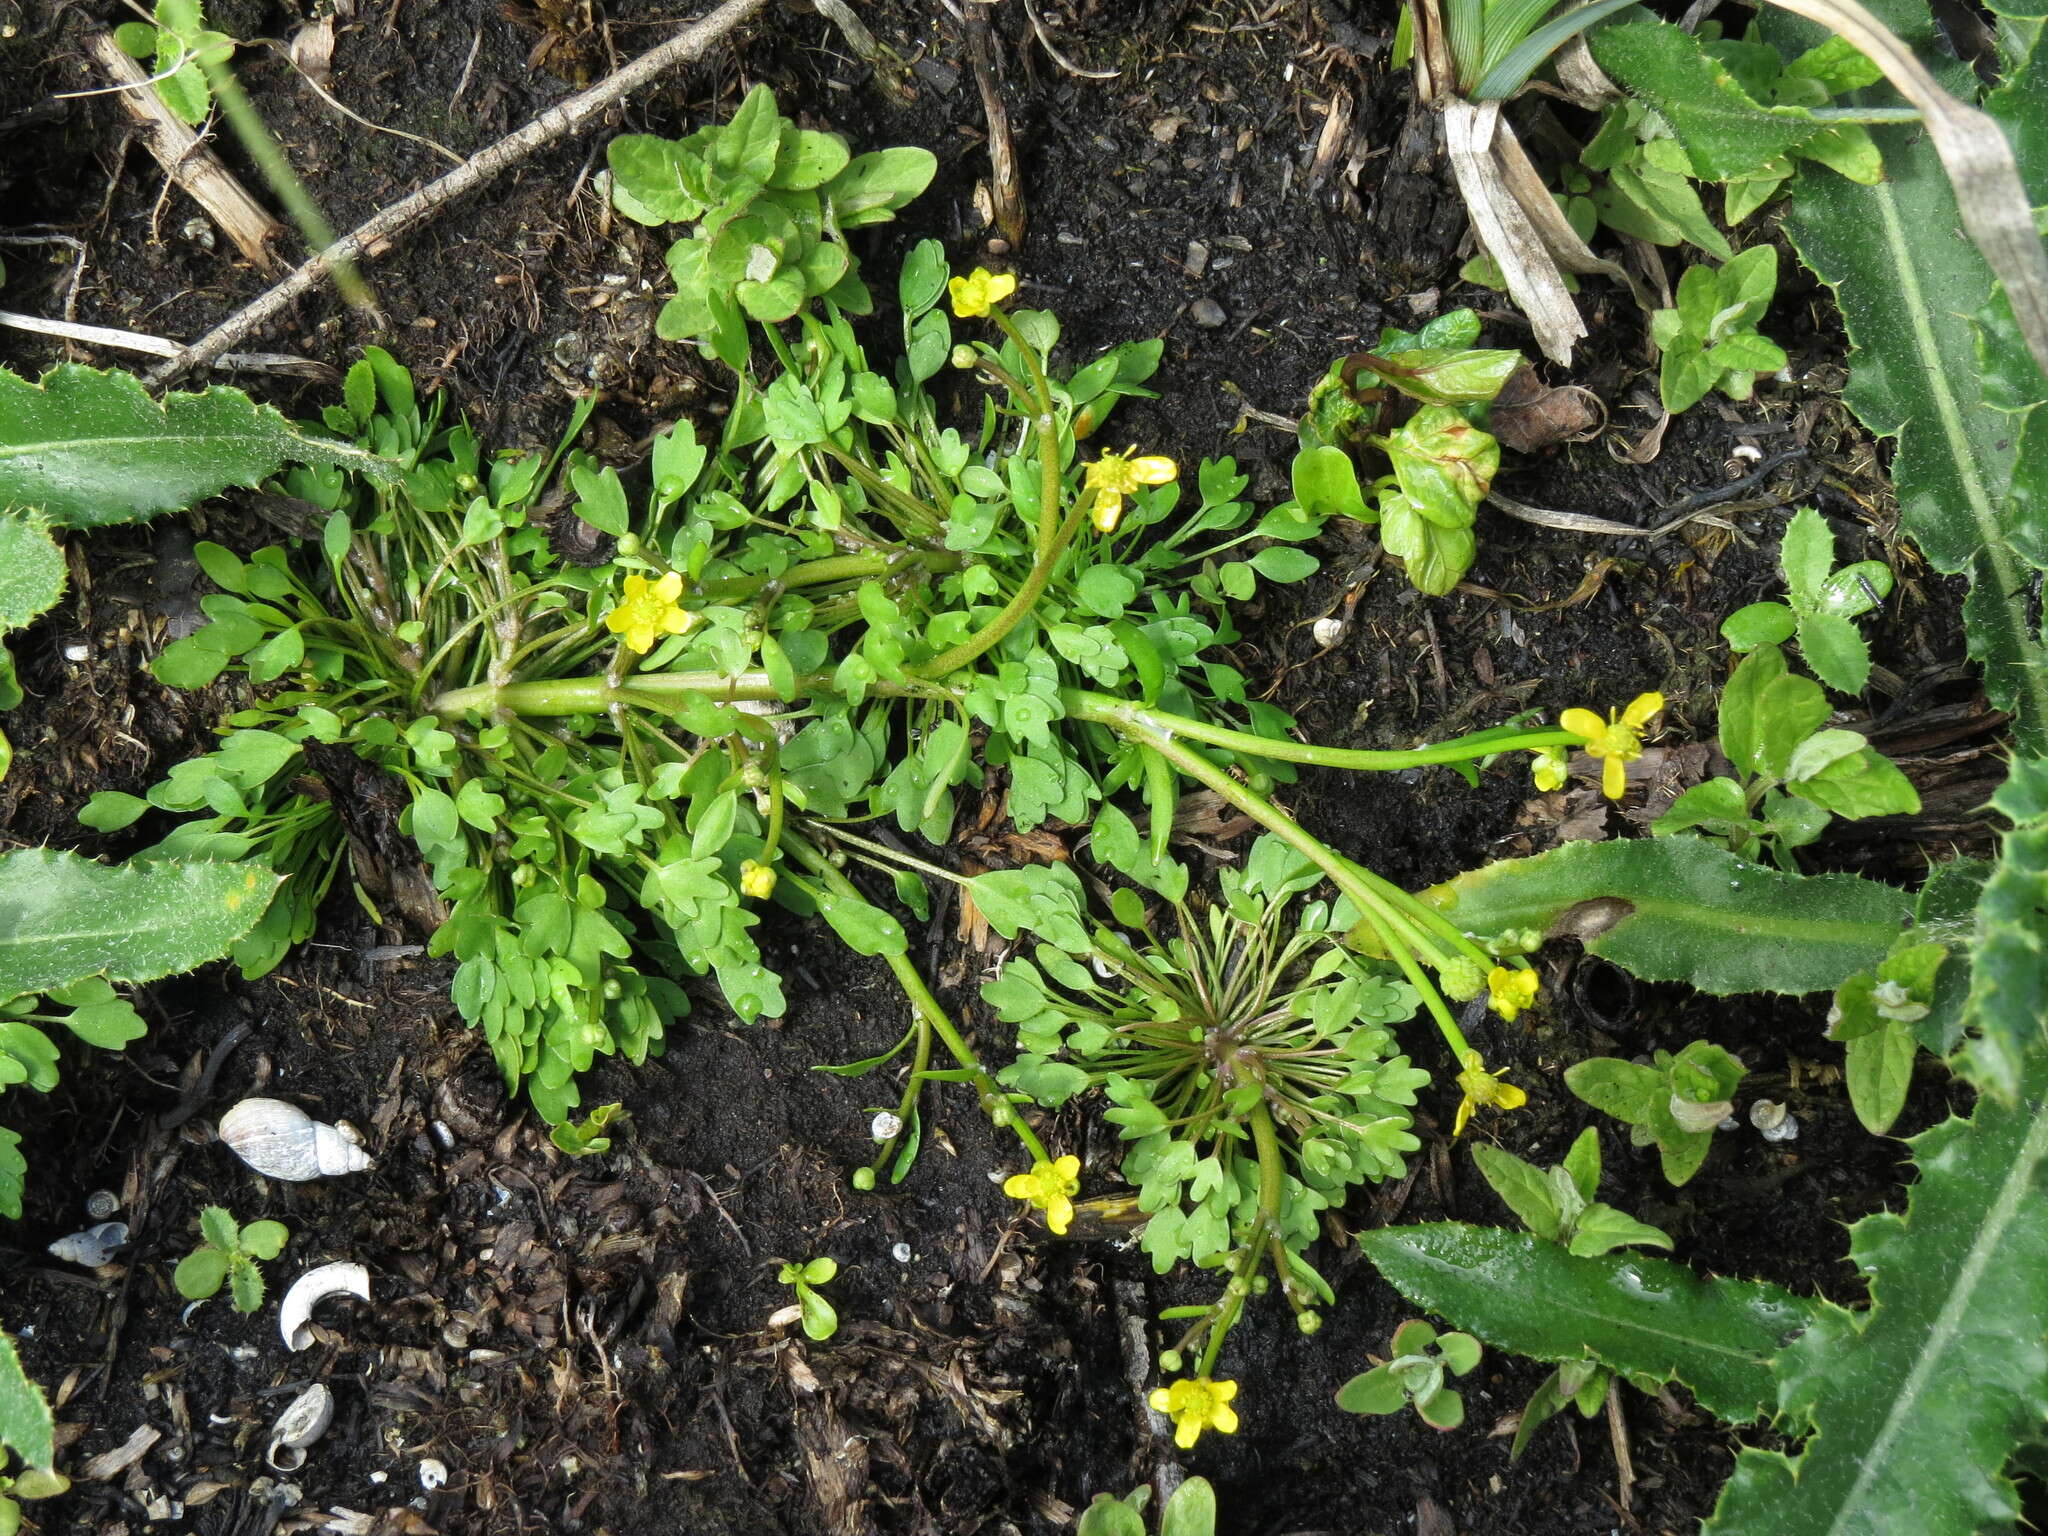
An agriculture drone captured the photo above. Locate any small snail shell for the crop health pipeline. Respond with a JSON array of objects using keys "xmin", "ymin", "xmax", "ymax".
[
  {"xmin": 266, "ymin": 1384, "xmax": 334, "ymax": 1471},
  {"xmin": 279, "ymin": 1262, "xmax": 371, "ymax": 1352},
  {"xmin": 48, "ymin": 1221, "xmax": 128, "ymax": 1267},
  {"xmin": 219, "ymin": 1099, "xmax": 373, "ymax": 1181}
]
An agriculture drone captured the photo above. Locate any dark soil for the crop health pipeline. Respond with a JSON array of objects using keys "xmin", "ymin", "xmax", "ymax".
[{"xmin": 0, "ymin": 1, "xmax": 2009, "ymax": 1533}]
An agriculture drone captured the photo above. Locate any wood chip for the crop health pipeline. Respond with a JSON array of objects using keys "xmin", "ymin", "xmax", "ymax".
[{"xmin": 80, "ymin": 1422, "xmax": 161, "ymax": 1480}]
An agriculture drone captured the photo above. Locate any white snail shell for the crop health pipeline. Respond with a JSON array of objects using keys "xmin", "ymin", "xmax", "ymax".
[
  {"xmin": 279, "ymin": 1262, "xmax": 371, "ymax": 1352},
  {"xmin": 266, "ymin": 1384, "xmax": 334, "ymax": 1471},
  {"xmin": 48, "ymin": 1221, "xmax": 128, "ymax": 1267},
  {"xmin": 219, "ymin": 1098, "xmax": 374, "ymax": 1181}
]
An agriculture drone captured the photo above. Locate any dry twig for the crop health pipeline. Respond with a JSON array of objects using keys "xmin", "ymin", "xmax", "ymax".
[
  {"xmin": 147, "ymin": 0, "xmax": 772, "ymax": 386},
  {"xmin": 87, "ymin": 29, "xmax": 283, "ymax": 270}
]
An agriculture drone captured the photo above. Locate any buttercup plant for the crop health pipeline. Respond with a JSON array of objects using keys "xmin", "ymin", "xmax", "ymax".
[
  {"xmin": 775, "ymin": 1256, "xmax": 840, "ymax": 1342},
  {"xmin": 1335, "ymin": 1319, "xmax": 1482, "ymax": 1430}
]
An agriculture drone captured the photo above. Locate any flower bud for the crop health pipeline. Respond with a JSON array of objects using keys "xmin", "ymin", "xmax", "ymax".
[
  {"xmin": 1157, "ymin": 1349, "xmax": 1184, "ymax": 1374},
  {"xmin": 1440, "ymin": 956, "xmax": 1486, "ymax": 1002},
  {"xmin": 615, "ymin": 532, "xmax": 643, "ymax": 558},
  {"xmin": 1297, "ymin": 1310, "xmax": 1322, "ymax": 1336},
  {"xmin": 950, "ymin": 344, "xmax": 979, "ymax": 370},
  {"xmin": 738, "ymin": 860, "xmax": 777, "ymax": 900},
  {"xmin": 1250, "ymin": 1274, "xmax": 1270, "ymax": 1296},
  {"xmin": 602, "ymin": 978, "xmax": 623, "ymax": 1000},
  {"xmin": 851, "ymin": 1166, "xmax": 876, "ymax": 1192}
]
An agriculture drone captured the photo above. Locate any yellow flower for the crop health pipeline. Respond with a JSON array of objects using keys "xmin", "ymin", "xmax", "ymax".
[
  {"xmin": 1003, "ymin": 1154, "xmax": 1081, "ymax": 1234},
  {"xmin": 1083, "ymin": 447, "xmax": 1178, "ymax": 533},
  {"xmin": 603, "ymin": 571, "xmax": 696, "ymax": 655},
  {"xmin": 1558, "ymin": 692, "xmax": 1664, "ymax": 800},
  {"xmin": 1487, "ymin": 964, "xmax": 1538, "ymax": 1022},
  {"xmin": 1148, "ymin": 1377, "xmax": 1240, "ymax": 1449},
  {"xmin": 948, "ymin": 267, "xmax": 1017, "ymax": 318},
  {"xmin": 1453, "ymin": 1049, "xmax": 1527, "ymax": 1138},
  {"xmin": 1530, "ymin": 746, "xmax": 1569, "ymax": 793},
  {"xmin": 738, "ymin": 859, "xmax": 777, "ymax": 900}
]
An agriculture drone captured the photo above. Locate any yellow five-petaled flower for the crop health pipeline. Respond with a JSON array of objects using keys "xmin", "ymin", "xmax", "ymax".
[
  {"xmin": 1487, "ymin": 964, "xmax": 1538, "ymax": 1022},
  {"xmin": 603, "ymin": 571, "xmax": 697, "ymax": 655},
  {"xmin": 1082, "ymin": 447, "xmax": 1178, "ymax": 533},
  {"xmin": 1003, "ymin": 1154, "xmax": 1081, "ymax": 1234},
  {"xmin": 1453, "ymin": 1049, "xmax": 1527, "ymax": 1138},
  {"xmin": 948, "ymin": 267, "xmax": 1017, "ymax": 319},
  {"xmin": 1559, "ymin": 692, "xmax": 1665, "ymax": 800},
  {"xmin": 1149, "ymin": 1377, "xmax": 1240, "ymax": 1449}
]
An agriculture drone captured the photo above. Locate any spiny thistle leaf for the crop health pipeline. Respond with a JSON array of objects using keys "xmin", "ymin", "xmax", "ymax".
[
  {"xmin": 0, "ymin": 364, "xmax": 389, "ymax": 530},
  {"xmin": 1421, "ymin": 837, "xmax": 1909, "ymax": 995}
]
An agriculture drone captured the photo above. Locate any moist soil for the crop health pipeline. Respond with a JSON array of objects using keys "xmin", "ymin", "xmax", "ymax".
[{"xmin": 0, "ymin": 2, "xmax": 2010, "ymax": 1532}]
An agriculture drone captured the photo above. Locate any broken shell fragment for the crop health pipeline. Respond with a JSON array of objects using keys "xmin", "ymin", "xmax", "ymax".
[
  {"xmin": 419, "ymin": 1458, "xmax": 449, "ymax": 1492},
  {"xmin": 1311, "ymin": 616, "xmax": 1347, "ymax": 648},
  {"xmin": 48, "ymin": 1221, "xmax": 128, "ymax": 1267},
  {"xmin": 220, "ymin": 1098, "xmax": 374, "ymax": 1181},
  {"xmin": 265, "ymin": 1384, "xmax": 334, "ymax": 1471},
  {"xmin": 279, "ymin": 1262, "xmax": 371, "ymax": 1352},
  {"xmin": 1667, "ymin": 1094, "xmax": 1734, "ymax": 1135}
]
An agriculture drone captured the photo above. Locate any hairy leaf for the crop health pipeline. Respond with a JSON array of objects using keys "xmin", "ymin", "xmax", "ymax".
[
  {"xmin": 1359, "ymin": 1224, "xmax": 1816, "ymax": 1422},
  {"xmin": 1954, "ymin": 758, "xmax": 2048, "ymax": 1098},
  {"xmin": 1786, "ymin": 127, "xmax": 2048, "ymax": 748},
  {"xmin": 0, "ymin": 512, "xmax": 65, "ymax": 634},
  {"xmin": 1707, "ymin": 1027, "xmax": 2048, "ymax": 1530},
  {"xmin": 1423, "ymin": 837, "xmax": 1908, "ymax": 995},
  {"xmin": 1592, "ymin": 21, "xmax": 1826, "ymax": 178},
  {"xmin": 0, "ymin": 364, "xmax": 387, "ymax": 530},
  {"xmin": 0, "ymin": 848, "xmax": 279, "ymax": 998},
  {"xmin": 0, "ymin": 1328, "xmax": 53, "ymax": 1471}
]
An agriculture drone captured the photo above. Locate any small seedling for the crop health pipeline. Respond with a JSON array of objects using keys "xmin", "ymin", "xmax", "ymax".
[
  {"xmin": 1650, "ymin": 247, "xmax": 1787, "ymax": 414},
  {"xmin": 1472, "ymin": 1128, "xmax": 1674, "ymax": 1257},
  {"xmin": 114, "ymin": 0, "xmax": 234, "ymax": 127},
  {"xmin": 549, "ymin": 1102, "xmax": 624, "ymax": 1157},
  {"xmin": 1721, "ymin": 506, "xmax": 1895, "ymax": 693},
  {"xmin": 1511, "ymin": 1358, "xmax": 1616, "ymax": 1460},
  {"xmin": 1654, "ymin": 641, "xmax": 1919, "ymax": 867},
  {"xmin": 1827, "ymin": 937, "xmax": 1945, "ymax": 1134},
  {"xmin": 174, "ymin": 1206, "xmax": 289, "ymax": 1312},
  {"xmin": 1565, "ymin": 1040, "xmax": 1746, "ymax": 1186},
  {"xmin": 0, "ymin": 1454, "xmax": 68, "ymax": 1536},
  {"xmin": 1076, "ymin": 1475, "xmax": 1216, "ymax": 1536},
  {"xmin": 1336, "ymin": 1320, "xmax": 1483, "ymax": 1430},
  {"xmin": 776, "ymin": 1257, "xmax": 840, "ymax": 1342}
]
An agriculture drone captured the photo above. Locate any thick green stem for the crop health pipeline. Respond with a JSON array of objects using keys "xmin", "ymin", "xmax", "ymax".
[{"xmin": 909, "ymin": 499, "xmax": 1088, "ymax": 679}]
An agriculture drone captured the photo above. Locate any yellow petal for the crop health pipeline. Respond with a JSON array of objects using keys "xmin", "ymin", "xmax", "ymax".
[
  {"xmin": 1131, "ymin": 455, "xmax": 1177, "ymax": 485},
  {"xmin": 1453, "ymin": 1094, "xmax": 1475, "ymax": 1138},
  {"xmin": 1210, "ymin": 1379, "xmax": 1237, "ymax": 1402},
  {"xmin": 1002, "ymin": 1172, "xmax": 1036, "ymax": 1200},
  {"xmin": 652, "ymin": 571, "xmax": 684, "ymax": 602},
  {"xmin": 1051, "ymin": 1155, "xmax": 1081, "ymax": 1185},
  {"xmin": 986, "ymin": 272, "xmax": 1017, "ymax": 304},
  {"xmin": 1149, "ymin": 1388, "xmax": 1172, "ymax": 1412},
  {"xmin": 1602, "ymin": 753, "xmax": 1627, "ymax": 800},
  {"xmin": 1559, "ymin": 708, "xmax": 1605, "ymax": 741},
  {"xmin": 1497, "ymin": 1082, "xmax": 1529, "ymax": 1111},
  {"xmin": 1174, "ymin": 1418, "xmax": 1201, "ymax": 1450},
  {"xmin": 1622, "ymin": 691, "xmax": 1665, "ymax": 728},
  {"xmin": 1045, "ymin": 1194, "xmax": 1074, "ymax": 1235},
  {"xmin": 1209, "ymin": 1401, "xmax": 1239, "ymax": 1435}
]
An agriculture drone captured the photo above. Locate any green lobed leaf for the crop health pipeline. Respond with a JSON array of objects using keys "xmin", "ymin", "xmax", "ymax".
[
  {"xmin": 0, "ymin": 848, "xmax": 280, "ymax": 997},
  {"xmin": 1423, "ymin": 837, "xmax": 1909, "ymax": 996},
  {"xmin": 0, "ymin": 364, "xmax": 388, "ymax": 530},
  {"xmin": 1707, "ymin": 1029, "xmax": 2048, "ymax": 1530},
  {"xmin": 1359, "ymin": 1223, "xmax": 1817, "ymax": 1423}
]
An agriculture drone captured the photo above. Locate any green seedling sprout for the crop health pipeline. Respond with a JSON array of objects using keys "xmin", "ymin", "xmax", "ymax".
[
  {"xmin": 174, "ymin": 1205, "xmax": 289, "ymax": 1312},
  {"xmin": 776, "ymin": 1257, "xmax": 840, "ymax": 1342},
  {"xmin": 1336, "ymin": 1319, "xmax": 1483, "ymax": 1430}
]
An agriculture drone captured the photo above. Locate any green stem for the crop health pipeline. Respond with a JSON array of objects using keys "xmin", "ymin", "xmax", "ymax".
[
  {"xmin": 909, "ymin": 499, "xmax": 1088, "ymax": 679},
  {"xmin": 199, "ymin": 55, "xmax": 370, "ymax": 308}
]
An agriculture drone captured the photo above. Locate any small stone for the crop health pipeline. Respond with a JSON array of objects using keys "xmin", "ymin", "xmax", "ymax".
[
  {"xmin": 1190, "ymin": 298, "xmax": 1227, "ymax": 329},
  {"xmin": 1183, "ymin": 240, "xmax": 1210, "ymax": 278}
]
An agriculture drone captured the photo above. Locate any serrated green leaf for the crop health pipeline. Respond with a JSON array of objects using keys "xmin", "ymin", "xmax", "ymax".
[
  {"xmin": 0, "ymin": 364, "xmax": 388, "ymax": 530},
  {"xmin": 1592, "ymin": 21, "xmax": 1826, "ymax": 179},
  {"xmin": 1707, "ymin": 1035, "xmax": 2048, "ymax": 1531},
  {"xmin": 1954, "ymin": 758, "xmax": 2048, "ymax": 1097},
  {"xmin": 1360, "ymin": 1224, "xmax": 1816, "ymax": 1422},
  {"xmin": 1424, "ymin": 837, "xmax": 1908, "ymax": 995},
  {"xmin": 0, "ymin": 848, "xmax": 280, "ymax": 997},
  {"xmin": 0, "ymin": 512, "xmax": 65, "ymax": 634},
  {"xmin": 1787, "ymin": 129, "xmax": 2048, "ymax": 749},
  {"xmin": 0, "ymin": 1329, "xmax": 53, "ymax": 1471}
]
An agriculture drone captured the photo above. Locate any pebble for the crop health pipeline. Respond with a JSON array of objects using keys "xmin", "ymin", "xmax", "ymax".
[{"xmin": 1190, "ymin": 298, "xmax": 1227, "ymax": 329}]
